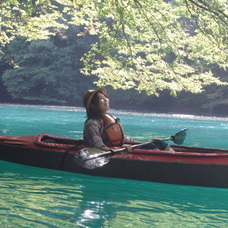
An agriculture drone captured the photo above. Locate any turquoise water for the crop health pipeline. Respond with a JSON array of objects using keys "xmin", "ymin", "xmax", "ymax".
[{"xmin": 0, "ymin": 104, "xmax": 228, "ymax": 227}]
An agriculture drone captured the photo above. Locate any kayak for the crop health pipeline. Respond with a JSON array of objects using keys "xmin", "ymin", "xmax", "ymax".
[{"xmin": 0, "ymin": 133, "xmax": 228, "ymax": 188}]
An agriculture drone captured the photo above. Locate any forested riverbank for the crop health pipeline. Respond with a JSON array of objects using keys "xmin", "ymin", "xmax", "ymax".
[
  {"xmin": 1, "ymin": 1, "xmax": 227, "ymax": 116},
  {"xmin": 0, "ymin": 28, "xmax": 227, "ymax": 116}
]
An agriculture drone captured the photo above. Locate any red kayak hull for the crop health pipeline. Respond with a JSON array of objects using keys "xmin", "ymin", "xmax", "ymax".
[{"xmin": 1, "ymin": 134, "xmax": 228, "ymax": 188}]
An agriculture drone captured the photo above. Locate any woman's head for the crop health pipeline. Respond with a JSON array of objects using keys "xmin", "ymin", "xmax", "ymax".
[{"xmin": 83, "ymin": 88, "xmax": 109, "ymax": 118}]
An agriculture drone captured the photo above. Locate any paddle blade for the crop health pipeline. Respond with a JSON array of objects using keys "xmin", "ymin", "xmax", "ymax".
[
  {"xmin": 172, "ymin": 128, "xmax": 188, "ymax": 145},
  {"xmin": 74, "ymin": 148, "xmax": 110, "ymax": 169}
]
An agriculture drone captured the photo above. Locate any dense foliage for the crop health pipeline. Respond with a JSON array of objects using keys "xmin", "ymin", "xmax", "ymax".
[
  {"xmin": 76, "ymin": 0, "xmax": 227, "ymax": 95},
  {"xmin": 1, "ymin": 27, "xmax": 96, "ymax": 105},
  {"xmin": 0, "ymin": 0, "xmax": 227, "ymax": 114}
]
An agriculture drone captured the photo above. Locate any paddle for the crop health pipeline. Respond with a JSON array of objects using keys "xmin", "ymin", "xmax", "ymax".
[
  {"xmin": 74, "ymin": 128, "xmax": 188, "ymax": 169},
  {"xmin": 162, "ymin": 128, "xmax": 188, "ymax": 145}
]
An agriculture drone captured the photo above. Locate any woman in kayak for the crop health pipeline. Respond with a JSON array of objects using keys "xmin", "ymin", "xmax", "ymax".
[{"xmin": 83, "ymin": 88, "xmax": 174, "ymax": 152}]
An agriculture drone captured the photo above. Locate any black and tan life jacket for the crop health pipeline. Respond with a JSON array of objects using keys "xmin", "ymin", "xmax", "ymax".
[{"xmin": 102, "ymin": 113, "xmax": 125, "ymax": 146}]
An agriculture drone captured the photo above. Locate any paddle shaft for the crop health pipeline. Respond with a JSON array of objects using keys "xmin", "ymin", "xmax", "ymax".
[
  {"xmin": 80, "ymin": 135, "xmax": 183, "ymax": 162},
  {"xmin": 83, "ymin": 142, "xmax": 152, "ymax": 161}
]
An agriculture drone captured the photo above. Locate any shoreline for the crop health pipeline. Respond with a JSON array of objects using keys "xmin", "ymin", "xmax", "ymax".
[{"xmin": 1, "ymin": 102, "xmax": 228, "ymax": 120}]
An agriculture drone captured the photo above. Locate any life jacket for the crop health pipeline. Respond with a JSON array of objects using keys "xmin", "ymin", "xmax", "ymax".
[{"xmin": 102, "ymin": 113, "xmax": 125, "ymax": 146}]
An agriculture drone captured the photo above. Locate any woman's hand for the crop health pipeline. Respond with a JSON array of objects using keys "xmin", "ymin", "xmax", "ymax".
[
  {"xmin": 122, "ymin": 144, "xmax": 132, "ymax": 152},
  {"xmin": 99, "ymin": 146, "xmax": 112, "ymax": 151}
]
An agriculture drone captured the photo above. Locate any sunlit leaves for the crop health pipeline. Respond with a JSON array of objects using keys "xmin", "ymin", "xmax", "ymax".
[
  {"xmin": 0, "ymin": 0, "xmax": 70, "ymax": 45},
  {"xmin": 1, "ymin": 0, "xmax": 227, "ymax": 95},
  {"xmin": 78, "ymin": 0, "xmax": 228, "ymax": 95}
]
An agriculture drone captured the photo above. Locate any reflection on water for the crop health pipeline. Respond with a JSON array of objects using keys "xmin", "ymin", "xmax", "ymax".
[{"xmin": 1, "ymin": 161, "xmax": 228, "ymax": 227}]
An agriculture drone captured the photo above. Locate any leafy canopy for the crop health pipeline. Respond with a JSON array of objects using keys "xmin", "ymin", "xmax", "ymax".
[{"xmin": 1, "ymin": 0, "xmax": 227, "ymax": 96}]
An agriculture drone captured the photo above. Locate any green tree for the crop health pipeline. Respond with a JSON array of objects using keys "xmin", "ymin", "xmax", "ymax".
[
  {"xmin": 1, "ymin": 0, "xmax": 227, "ymax": 96},
  {"xmin": 73, "ymin": 0, "xmax": 227, "ymax": 95},
  {"xmin": 0, "ymin": 0, "xmax": 68, "ymax": 46},
  {"xmin": 1, "ymin": 27, "xmax": 95, "ymax": 104}
]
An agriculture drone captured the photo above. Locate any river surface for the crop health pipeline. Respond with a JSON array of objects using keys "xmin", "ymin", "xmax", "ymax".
[{"xmin": 0, "ymin": 104, "xmax": 228, "ymax": 227}]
